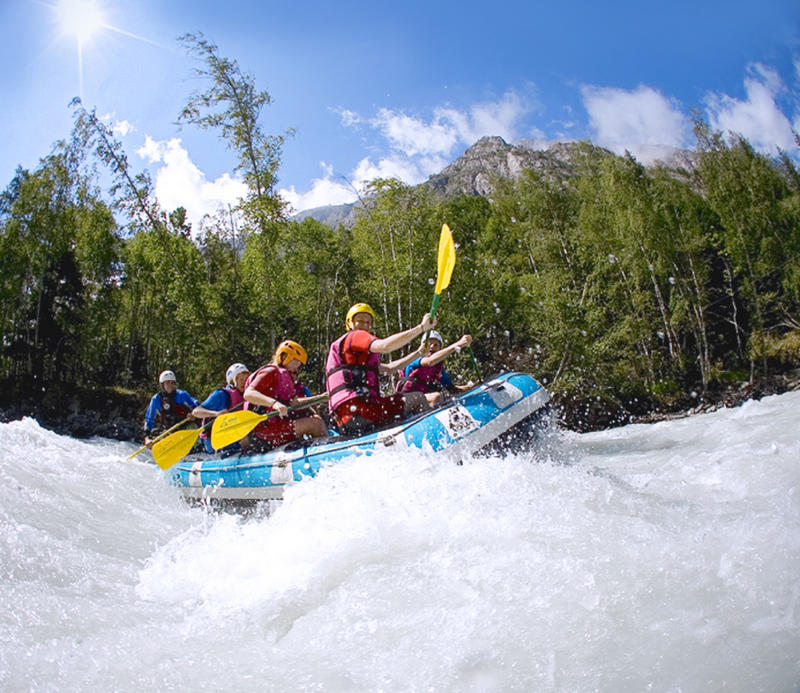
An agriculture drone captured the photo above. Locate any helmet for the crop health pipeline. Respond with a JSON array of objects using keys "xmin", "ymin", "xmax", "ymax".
[
  {"xmin": 274, "ymin": 340, "xmax": 307, "ymax": 367},
  {"xmin": 226, "ymin": 362, "xmax": 250, "ymax": 387},
  {"xmin": 427, "ymin": 330, "xmax": 444, "ymax": 346},
  {"xmin": 158, "ymin": 370, "xmax": 177, "ymax": 384},
  {"xmin": 345, "ymin": 302, "xmax": 376, "ymax": 330}
]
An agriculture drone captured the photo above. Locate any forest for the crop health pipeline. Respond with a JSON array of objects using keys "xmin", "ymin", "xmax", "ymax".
[{"xmin": 2, "ymin": 34, "xmax": 799, "ymax": 433}]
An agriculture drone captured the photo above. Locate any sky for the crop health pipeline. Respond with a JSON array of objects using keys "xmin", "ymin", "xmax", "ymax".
[{"xmin": 2, "ymin": 0, "xmax": 799, "ymax": 229}]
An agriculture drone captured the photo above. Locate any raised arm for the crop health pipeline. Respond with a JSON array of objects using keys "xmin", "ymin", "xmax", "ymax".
[
  {"xmin": 370, "ymin": 313, "xmax": 437, "ymax": 354},
  {"xmin": 420, "ymin": 334, "xmax": 473, "ymax": 367},
  {"xmin": 381, "ymin": 344, "xmax": 425, "ymax": 375}
]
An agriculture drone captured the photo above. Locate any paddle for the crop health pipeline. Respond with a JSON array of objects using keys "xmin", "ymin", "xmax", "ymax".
[
  {"xmin": 211, "ymin": 393, "xmax": 329, "ymax": 451},
  {"xmin": 151, "ymin": 401, "xmax": 245, "ymax": 470},
  {"xmin": 430, "ymin": 223, "xmax": 456, "ymax": 321},
  {"xmin": 128, "ymin": 415, "xmax": 193, "ymax": 460}
]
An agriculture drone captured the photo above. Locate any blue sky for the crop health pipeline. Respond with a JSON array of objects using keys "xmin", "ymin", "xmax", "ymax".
[{"xmin": 2, "ymin": 0, "xmax": 799, "ymax": 228}]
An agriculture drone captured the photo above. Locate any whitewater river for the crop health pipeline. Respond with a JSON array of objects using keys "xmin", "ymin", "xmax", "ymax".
[{"xmin": 1, "ymin": 391, "xmax": 798, "ymax": 692}]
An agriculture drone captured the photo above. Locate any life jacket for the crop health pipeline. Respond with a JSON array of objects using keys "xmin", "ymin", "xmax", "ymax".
[
  {"xmin": 244, "ymin": 365, "xmax": 297, "ymax": 414},
  {"xmin": 157, "ymin": 390, "xmax": 190, "ymax": 427},
  {"xmin": 325, "ymin": 331, "xmax": 381, "ymax": 412},
  {"xmin": 395, "ymin": 361, "xmax": 444, "ymax": 394},
  {"xmin": 199, "ymin": 386, "xmax": 244, "ymax": 440}
]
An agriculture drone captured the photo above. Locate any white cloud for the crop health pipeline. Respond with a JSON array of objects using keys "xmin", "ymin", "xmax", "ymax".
[
  {"xmin": 279, "ymin": 162, "xmax": 359, "ymax": 213},
  {"xmin": 136, "ymin": 136, "xmax": 248, "ymax": 231},
  {"xmin": 113, "ymin": 120, "xmax": 134, "ymax": 137},
  {"xmin": 581, "ymin": 84, "xmax": 691, "ymax": 163},
  {"xmin": 279, "ymin": 155, "xmax": 436, "ymax": 214},
  {"xmin": 371, "ymin": 91, "xmax": 530, "ymax": 159},
  {"xmin": 704, "ymin": 63, "xmax": 798, "ymax": 153},
  {"xmin": 373, "ymin": 108, "xmax": 459, "ymax": 157},
  {"xmin": 283, "ymin": 91, "xmax": 533, "ymax": 212},
  {"xmin": 351, "ymin": 155, "xmax": 428, "ymax": 185}
]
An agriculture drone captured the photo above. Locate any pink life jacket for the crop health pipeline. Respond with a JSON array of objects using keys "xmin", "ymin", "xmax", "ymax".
[
  {"xmin": 199, "ymin": 386, "xmax": 245, "ymax": 440},
  {"xmin": 325, "ymin": 332, "xmax": 381, "ymax": 412},
  {"xmin": 396, "ymin": 361, "xmax": 444, "ymax": 394},
  {"xmin": 244, "ymin": 364, "xmax": 297, "ymax": 413}
]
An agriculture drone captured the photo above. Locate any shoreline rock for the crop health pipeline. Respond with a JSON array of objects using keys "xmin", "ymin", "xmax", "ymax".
[{"xmin": 2, "ymin": 371, "xmax": 799, "ymax": 441}]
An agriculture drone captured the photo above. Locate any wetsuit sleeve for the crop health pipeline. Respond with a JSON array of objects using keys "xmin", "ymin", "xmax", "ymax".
[
  {"xmin": 176, "ymin": 390, "xmax": 200, "ymax": 409},
  {"xmin": 348, "ymin": 329, "xmax": 376, "ymax": 354},
  {"xmin": 144, "ymin": 394, "xmax": 161, "ymax": 431},
  {"xmin": 441, "ymin": 368, "xmax": 453, "ymax": 388},
  {"xmin": 200, "ymin": 389, "xmax": 229, "ymax": 411},
  {"xmin": 249, "ymin": 366, "xmax": 280, "ymax": 397},
  {"xmin": 404, "ymin": 358, "xmax": 422, "ymax": 377}
]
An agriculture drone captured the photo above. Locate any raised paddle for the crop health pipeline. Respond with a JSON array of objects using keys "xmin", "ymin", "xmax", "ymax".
[
  {"xmin": 422, "ymin": 223, "xmax": 456, "ymax": 347},
  {"xmin": 431, "ymin": 223, "xmax": 455, "ymax": 320},
  {"xmin": 128, "ymin": 415, "xmax": 193, "ymax": 460},
  {"xmin": 151, "ymin": 401, "xmax": 245, "ymax": 470},
  {"xmin": 211, "ymin": 393, "xmax": 329, "ymax": 451}
]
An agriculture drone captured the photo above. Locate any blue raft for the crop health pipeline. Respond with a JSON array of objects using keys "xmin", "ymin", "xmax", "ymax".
[{"xmin": 168, "ymin": 372, "xmax": 551, "ymax": 501}]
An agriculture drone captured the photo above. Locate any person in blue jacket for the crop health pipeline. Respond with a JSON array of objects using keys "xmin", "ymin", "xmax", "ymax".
[{"xmin": 143, "ymin": 370, "xmax": 199, "ymax": 445}]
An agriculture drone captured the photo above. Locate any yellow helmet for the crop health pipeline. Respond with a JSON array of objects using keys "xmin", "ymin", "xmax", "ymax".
[
  {"xmin": 345, "ymin": 302, "xmax": 376, "ymax": 330},
  {"xmin": 273, "ymin": 340, "xmax": 307, "ymax": 367}
]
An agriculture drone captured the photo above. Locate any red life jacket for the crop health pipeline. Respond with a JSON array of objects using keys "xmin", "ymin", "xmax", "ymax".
[
  {"xmin": 243, "ymin": 365, "xmax": 297, "ymax": 413},
  {"xmin": 395, "ymin": 361, "xmax": 444, "ymax": 394},
  {"xmin": 157, "ymin": 390, "xmax": 190, "ymax": 427},
  {"xmin": 325, "ymin": 331, "xmax": 381, "ymax": 412}
]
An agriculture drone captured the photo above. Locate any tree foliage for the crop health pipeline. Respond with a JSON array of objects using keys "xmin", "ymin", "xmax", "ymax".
[{"xmin": 2, "ymin": 40, "xmax": 799, "ymax": 422}]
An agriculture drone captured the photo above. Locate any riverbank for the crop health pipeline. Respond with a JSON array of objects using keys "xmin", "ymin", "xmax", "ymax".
[
  {"xmin": 2, "ymin": 371, "xmax": 799, "ymax": 441},
  {"xmin": 0, "ymin": 384, "xmax": 147, "ymax": 442},
  {"xmin": 555, "ymin": 369, "xmax": 800, "ymax": 431}
]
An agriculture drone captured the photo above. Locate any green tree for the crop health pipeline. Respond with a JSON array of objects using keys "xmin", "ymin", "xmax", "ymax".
[{"xmin": 178, "ymin": 32, "xmax": 290, "ymax": 236}]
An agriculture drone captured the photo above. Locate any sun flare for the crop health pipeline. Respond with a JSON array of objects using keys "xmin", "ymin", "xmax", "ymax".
[{"xmin": 56, "ymin": 0, "xmax": 106, "ymax": 45}]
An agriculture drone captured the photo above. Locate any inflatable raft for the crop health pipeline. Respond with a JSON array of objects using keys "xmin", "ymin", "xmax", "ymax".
[{"xmin": 168, "ymin": 372, "xmax": 550, "ymax": 502}]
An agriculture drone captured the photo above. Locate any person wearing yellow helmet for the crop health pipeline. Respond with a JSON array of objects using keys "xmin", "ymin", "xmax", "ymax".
[
  {"xmin": 244, "ymin": 340, "xmax": 326, "ymax": 450},
  {"xmin": 325, "ymin": 302, "xmax": 437, "ymax": 434}
]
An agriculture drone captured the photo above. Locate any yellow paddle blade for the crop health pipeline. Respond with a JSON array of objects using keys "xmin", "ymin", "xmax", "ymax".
[
  {"xmin": 434, "ymin": 223, "xmax": 456, "ymax": 294},
  {"xmin": 211, "ymin": 409, "xmax": 267, "ymax": 450},
  {"xmin": 152, "ymin": 428, "xmax": 202, "ymax": 470}
]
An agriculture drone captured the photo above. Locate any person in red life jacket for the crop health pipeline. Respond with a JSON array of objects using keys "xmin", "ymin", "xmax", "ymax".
[
  {"xmin": 326, "ymin": 302, "xmax": 436, "ymax": 435},
  {"xmin": 143, "ymin": 370, "xmax": 199, "ymax": 445},
  {"xmin": 191, "ymin": 363, "xmax": 251, "ymax": 454},
  {"xmin": 244, "ymin": 340, "xmax": 327, "ymax": 451},
  {"xmin": 395, "ymin": 330, "xmax": 473, "ymax": 406}
]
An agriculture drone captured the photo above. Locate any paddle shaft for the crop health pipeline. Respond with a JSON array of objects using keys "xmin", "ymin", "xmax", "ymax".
[
  {"xmin": 211, "ymin": 393, "xmax": 329, "ymax": 450},
  {"xmin": 128, "ymin": 415, "xmax": 193, "ymax": 459}
]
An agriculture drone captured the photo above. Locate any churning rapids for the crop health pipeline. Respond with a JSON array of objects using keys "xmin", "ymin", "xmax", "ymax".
[{"xmin": 1, "ymin": 391, "xmax": 798, "ymax": 692}]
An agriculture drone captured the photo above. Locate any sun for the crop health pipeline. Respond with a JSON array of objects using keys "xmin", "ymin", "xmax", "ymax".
[{"xmin": 55, "ymin": 0, "xmax": 107, "ymax": 46}]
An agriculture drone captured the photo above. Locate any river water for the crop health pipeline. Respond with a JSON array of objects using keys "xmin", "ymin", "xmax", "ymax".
[{"xmin": 1, "ymin": 391, "xmax": 798, "ymax": 692}]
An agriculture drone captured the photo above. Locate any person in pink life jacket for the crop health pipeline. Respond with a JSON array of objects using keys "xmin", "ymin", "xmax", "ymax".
[
  {"xmin": 395, "ymin": 331, "xmax": 473, "ymax": 406},
  {"xmin": 191, "ymin": 363, "xmax": 250, "ymax": 454},
  {"xmin": 325, "ymin": 302, "xmax": 436, "ymax": 435},
  {"xmin": 244, "ymin": 340, "xmax": 326, "ymax": 451}
]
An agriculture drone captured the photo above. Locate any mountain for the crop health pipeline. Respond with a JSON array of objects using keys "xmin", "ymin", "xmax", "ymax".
[{"xmin": 292, "ymin": 136, "xmax": 697, "ymax": 228}]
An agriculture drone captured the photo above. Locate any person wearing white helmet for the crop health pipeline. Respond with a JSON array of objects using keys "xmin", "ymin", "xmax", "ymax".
[
  {"xmin": 396, "ymin": 330, "xmax": 473, "ymax": 406},
  {"xmin": 325, "ymin": 302, "xmax": 437, "ymax": 435},
  {"xmin": 143, "ymin": 370, "xmax": 199, "ymax": 445},
  {"xmin": 191, "ymin": 363, "xmax": 251, "ymax": 454}
]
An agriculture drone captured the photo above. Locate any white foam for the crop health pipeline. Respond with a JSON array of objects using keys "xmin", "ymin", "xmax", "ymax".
[{"xmin": 1, "ymin": 392, "xmax": 799, "ymax": 690}]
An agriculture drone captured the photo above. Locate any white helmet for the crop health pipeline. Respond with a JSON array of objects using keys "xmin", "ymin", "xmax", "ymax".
[
  {"xmin": 226, "ymin": 362, "xmax": 250, "ymax": 387},
  {"xmin": 426, "ymin": 330, "xmax": 444, "ymax": 346},
  {"xmin": 158, "ymin": 370, "xmax": 177, "ymax": 384}
]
